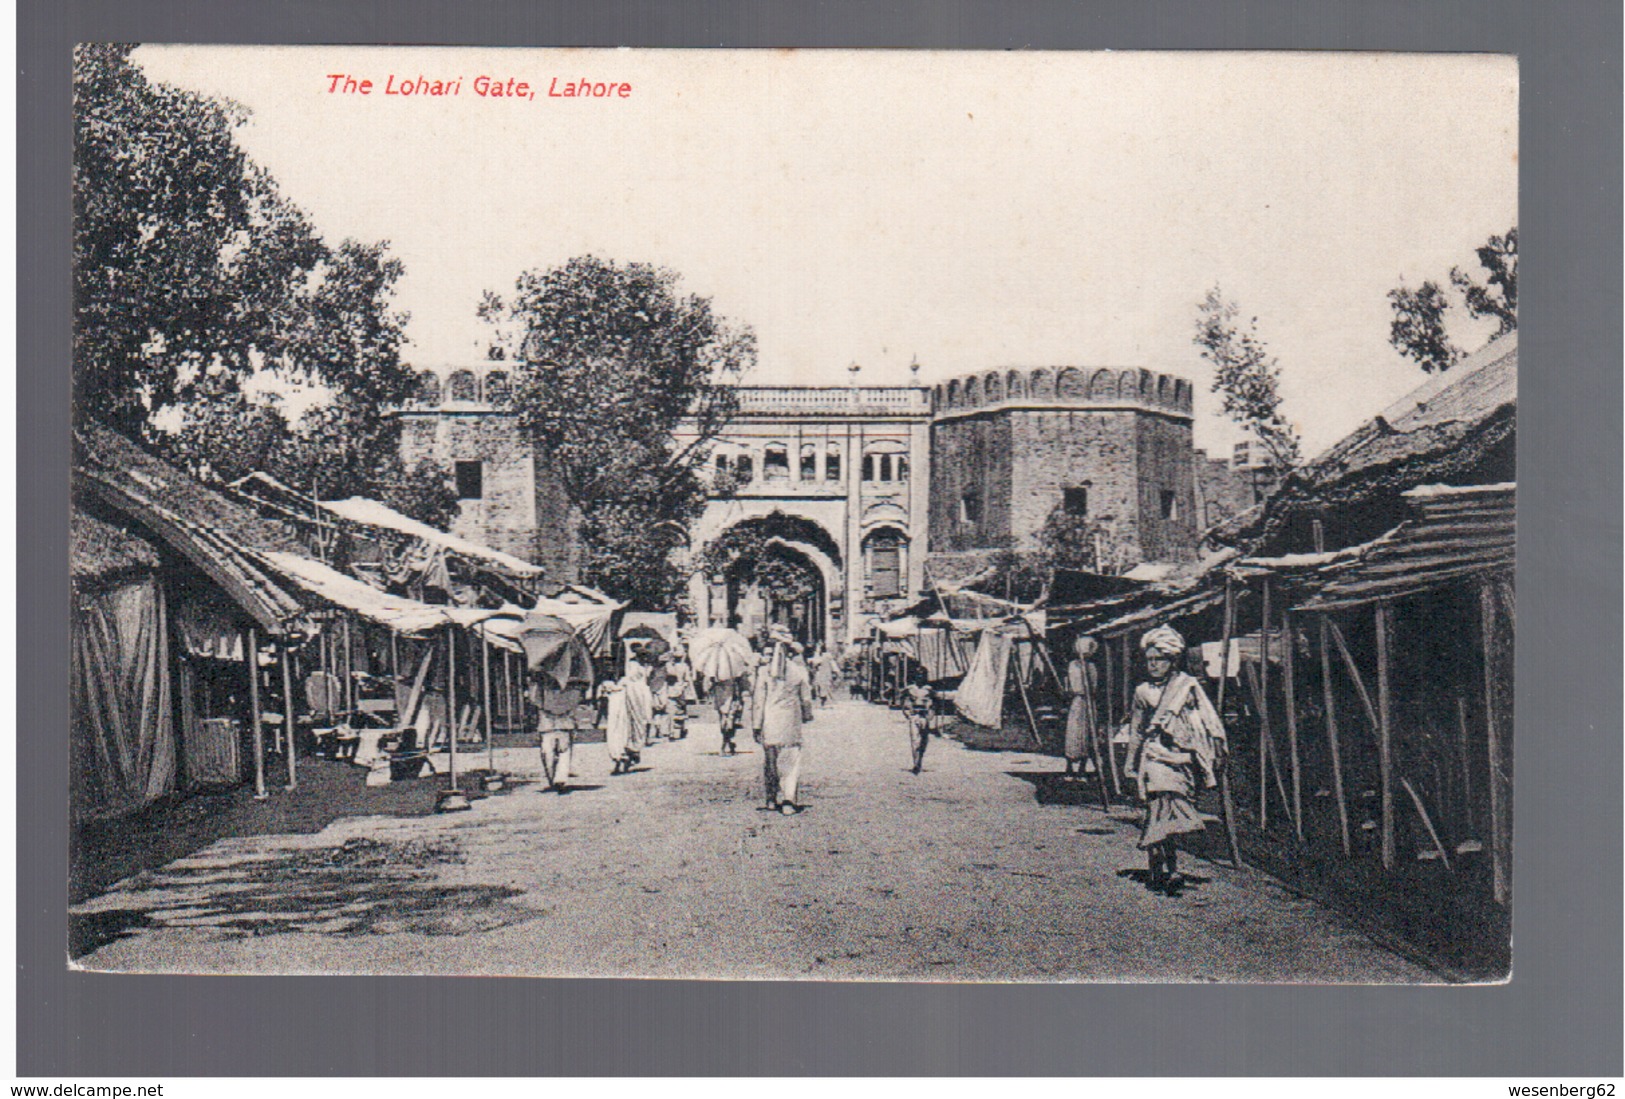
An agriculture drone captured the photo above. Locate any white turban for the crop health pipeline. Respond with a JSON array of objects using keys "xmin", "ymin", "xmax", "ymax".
[{"xmin": 1140, "ymin": 625, "xmax": 1187, "ymax": 658}]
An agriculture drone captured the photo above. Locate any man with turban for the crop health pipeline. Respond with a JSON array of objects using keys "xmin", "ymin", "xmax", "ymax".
[
  {"xmin": 752, "ymin": 625, "xmax": 815, "ymax": 814},
  {"xmin": 1125, "ymin": 625, "xmax": 1228, "ymax": 893},
  {"xmin": 1063, "ymin": 635, "xmax": 1102, "ymax": 782}
]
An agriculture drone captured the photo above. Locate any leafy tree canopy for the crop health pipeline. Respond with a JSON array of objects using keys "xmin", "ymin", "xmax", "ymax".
[
  {"xmin": 73, "ymin": 44, "xmax": 455, "ymax": 525},
  {"xmin": 482, "ymin": 256, "xmax": 756, "ymax": 606},
  {"xmin": 1193, "ymin": 287, "xmax": 1302, "ymax": 471},
  {"xmin": 1388, "ymin": 226, "xmax": 1517, "ymax": 373}
]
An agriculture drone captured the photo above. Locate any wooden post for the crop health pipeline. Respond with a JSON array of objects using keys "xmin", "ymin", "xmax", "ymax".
[
  {"xmin": 1327, "ymin": 618, "xmax": 1382, "ymax": 737},
  {"xmin": 1481, "ymin": 582, "xmax": 1509, "ymax": 904},
  {"xmin": 246, "ymin": 628, "xmax": 267, "ymax": 800},
  {"xmin": 1282, "ymin": 606, "xmax": 1303, "ymax": 840},
  {"xmin": 1102, "ymin": 635, "xmax": 1122, "ymax": 797},
  {"xmin": 343, "ymin": 614, "xmax": 356, "ymax": 716},
  {"xmin": 503, "ymin": 648, "xmax": 516, "ymax": 734},
  {"xmin": 1014, "ymin": 640, "xmax": 1040, "ymax": 751},
  {"xmin": 1375, "ymin": 601, "xmax": 1394, "ymax": 870},
  {"xmin": 1400, "ymin": 776, "xmax": 1452, "ymax": 870},
  {"xmin": 1259, "ymin": 579, "xmax": 1272, "ymax": 827},
  {"xmin": 1456, "ymin": 694, "xmax": 1474, "ymax": 836},
  {"xmin": 481, "ymin": 631, "xmax": 496, "ymax": 773},
  {"xmin": 1216, "ymin": 577, "xmax": 1244, "ymax": 868},
  {"xmin": 390, "ymin": 631, "xmax": 402, "ymax": 722},
  {"xmin": 280, "ymin": 640, "xmax": 298, "ymax": 790},
  {"xmin": 1243, "ymin": 662, "xmax": 1296, "ymax": 827},
  {"xmin": 447, "ymin": 627, "xmax": 459, "ymax": 791},
  {"xmin": 1320, "ymin": 615, "xmax": 1351, "ymax": 855}
]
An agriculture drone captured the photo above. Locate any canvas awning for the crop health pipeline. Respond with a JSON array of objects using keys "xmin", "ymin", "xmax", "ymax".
[
  {"xmin": 318, "ymin": 496, "xmax": 546, "ymax": 579},
  {"xmin": 256, "ymin": 550, "xmax": 491, "ymax": 635}
]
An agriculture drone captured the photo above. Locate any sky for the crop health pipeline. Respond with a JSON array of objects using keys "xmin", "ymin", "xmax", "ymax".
[{"xmin": 136, "ymin": 46, "xmax": 1517, "ymax": 457}]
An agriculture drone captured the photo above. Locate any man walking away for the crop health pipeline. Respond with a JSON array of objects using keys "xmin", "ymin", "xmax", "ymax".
[{"xmin": 752, "ymin": 626, "xmax": 814, "ymax": 814}]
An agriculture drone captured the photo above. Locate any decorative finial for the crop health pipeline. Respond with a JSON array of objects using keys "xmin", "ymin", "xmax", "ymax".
[
  {"xmin": 848, "ymin": 361, "xmax": 861, "ymax": 383},
  {"xmin": 909, "ymin": 355, "xmax": 921, "ymax": 380}
]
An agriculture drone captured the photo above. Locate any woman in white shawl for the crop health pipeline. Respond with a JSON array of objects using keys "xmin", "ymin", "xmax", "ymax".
[
  {"xmin": 1124, "ymin": 625, "xmax": 1227, "ymax": 893},
  {"xmin": 605, "ymin": 657, "xmax": 655, "ymax": 775},
  {"xmin": 752, "ymin": 626, "xmax": 815, "ymax": 814}
]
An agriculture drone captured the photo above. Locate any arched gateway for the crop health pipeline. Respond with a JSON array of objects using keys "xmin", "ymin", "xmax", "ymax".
[{"xmin": 677, "ymin": 385, "xmax": 933, "ymax": 645}]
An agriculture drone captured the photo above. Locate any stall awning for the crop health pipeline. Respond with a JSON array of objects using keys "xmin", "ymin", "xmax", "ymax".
[
  {"xmin": 318, "ymin": 497, "xmax": 546, "ymax": 579},
  {"xmin": 257, "ymin": 551, "xmax": 515, "ymax": 635}
]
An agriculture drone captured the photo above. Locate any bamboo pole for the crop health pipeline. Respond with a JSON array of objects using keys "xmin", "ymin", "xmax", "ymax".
[
  {"xmin": 280, "ymin": 641, "xmax": 298, "ymax": 790},
  {"xmin": 1102, "ymin": 634, "xmax": 1122, "ymax": 797},
  {"xmin": 482, "ymin": 632, "xmax": 495, "ymax": 772},
  {"xmin": 1013, "ymin": 642, "xmax": 1045, "ymax": 749},
  {"xmin": 1481, "ymin": 582, "xmax": 1509, "ymax": 905},
  {"xmin": 1259, "ymin": 579, "xmax": 1272, "ymax": 827},
  {"xmin": 1375, "ymin": 601, "xmax": 1394, "ymax": 870},
  {"xmin": 503, "ymin": 648, "xmax": 516, "ymax": 733},
  {"xmin": 1320, "ymin": 615, "xmax": 1351, "ymax": 855},
  {"xmin": 343, "ymin": 614, "xmax": 356, "ymax": 716},
  {"xmin": 447, "ymin": 627, "xmax": 459, "ymax": 791},
  {"xmin": 1216, "ymin": 577, "xmax": 1244, "ymax": 868},
  {"xmin": 1243, "ymin": 662, "xmax": 1295, "ymax": 828},
  {"xmin": 1282, "ymin": 607, "xmax": 1303, "ymax": 839},
  {"xmin": 1327, "ymin": 618, "xmax": 1382, "ymax": 737},
  {"xmin": 390, "ymin": 631, "xmax": 402, "ymax": 721},
  {"xmin": 1456, "ymin": 694, "xmax": 1474, "ymax": 836},
  {"xmin": 1400, "ymin": 776, "xmax": 1452, "ymax": 870},
  {"xmin": 246, "ymin": 628, "xmax": 267, "ymax": 800}
]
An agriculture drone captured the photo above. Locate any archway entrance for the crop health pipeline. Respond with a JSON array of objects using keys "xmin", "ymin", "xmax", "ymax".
[
  {"xmin": 700, "ymin": 512, "xmax": 842, "ymax": 649},
  {"xmin": 725, "ymin": 542, "xmax": 826, "ymax": 649}
]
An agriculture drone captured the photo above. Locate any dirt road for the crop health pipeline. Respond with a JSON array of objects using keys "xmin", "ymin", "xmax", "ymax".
[{"xmin": 72, "ymin": 698, "xmax": 1433, "ymax": 982}]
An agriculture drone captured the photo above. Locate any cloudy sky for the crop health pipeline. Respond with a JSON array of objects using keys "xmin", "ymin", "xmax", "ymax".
[{"xmin": 136, "ymin": 46, "xmax": 1516, "ymax": 457}]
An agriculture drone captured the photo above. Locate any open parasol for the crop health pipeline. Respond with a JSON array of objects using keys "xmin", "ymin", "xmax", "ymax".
[
  {"xmin": 518, "ymin": 614, "xmax": 594, "ymax": 690},
  {"xmin": 688, "ymin": 626, "xmax": 754, "ymax": 681}
]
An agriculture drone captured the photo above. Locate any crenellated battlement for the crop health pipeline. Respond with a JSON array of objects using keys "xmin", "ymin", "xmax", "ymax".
[{"xmin": 930, "ymin": 366, "xmax": 1193, "ymax": 420}]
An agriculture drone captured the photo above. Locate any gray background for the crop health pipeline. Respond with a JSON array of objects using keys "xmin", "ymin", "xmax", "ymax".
[{"xmin": 21, "ymin": 0, "xmax": 1622, "ymax": 1077}]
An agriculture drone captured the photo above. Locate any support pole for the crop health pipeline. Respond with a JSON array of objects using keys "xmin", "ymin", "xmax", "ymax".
[
  {"xmin": 1259, "ymin": 579, "xmax": 1272, "ymax": 827},
  {"xmin": 390, "ymin": 631, "xmax": 402, "ymax": 722},
  {"xmin": 447, "ymin": 627, "xmax": 459, "ymax": 791},
  {"xmin": 503, "ymin": 648, "xmax": 516, "ymax": 734},
  {"xmin": 343, "ymin": 614, "xmax": 356, "ymax": 716},
  {"xmin": 1216, "ymin": 577, "xmax": 1244, "ymax": 869},
  {"xmin": 1456, "ymin": 694, "xmax": 1474, "ymax": 836},
  {"xmin": 1481, "ymin": 582, "xmax": 1509, "ymax": 905},
  {"xmin": 1013, "ymin": 643, "xmax": 1044, "ymax": 749},
  {"xmin": 482, "ymin": 632, "xmax": 495, "ymax": 772},
  {"xmin": 1400, "ymin": 776, "xmax": 1452, "ymax": 870},
  {"xmin": 1282, "ymin": 607, "xmax": 1303, "ymax": 840},
  {"xmin": 1375, "ymin": 600, "xmax": 1394, "ymax": 871},
  {"xmin": 1320, "ymin": 615, "xmax": 1351, "ymax": 855},
  {"xmin": 1327, "ymin": 618, "xmax": 1382, "ymax": 738},
  {"xmin": 1102, "ymin": 634, "xmax": 1122, "ymax": 797},
  {"xmin": 246, "ymin": 627, "xmax": 267, "ymax": 800},
  {"xmin": 280, "ymin": 640, "xmax": 298, "ymax": 790}
]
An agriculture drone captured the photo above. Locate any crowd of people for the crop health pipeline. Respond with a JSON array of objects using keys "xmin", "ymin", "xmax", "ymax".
[{"xmin": 522, "ymin": 617, "xmax": 1229, "ymax": 895}]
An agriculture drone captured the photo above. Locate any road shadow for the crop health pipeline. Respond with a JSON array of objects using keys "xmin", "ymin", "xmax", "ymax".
[
  {"xmin": 1005, "ymin": 769, "xmax": 1120, "ymax": 809},
  {"xmin": 1115, "ymin": 867, "xmax": 1214, "ymax": 897},
  {"xmin": 70, "ymin": 835, "xmax": 537, "ymax": 961}
]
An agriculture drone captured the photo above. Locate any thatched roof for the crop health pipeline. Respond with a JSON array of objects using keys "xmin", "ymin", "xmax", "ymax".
[
  {"xmin": 70, "ymin": 511, "xmax": 158, "ymax": 585},
  {"xmin": 1211, "ymin": 333, "xmax": 1516, "ymax": 556},
  {"xmin": 74, "ymin": 424, "xmax": 312, "ymax": 634}
]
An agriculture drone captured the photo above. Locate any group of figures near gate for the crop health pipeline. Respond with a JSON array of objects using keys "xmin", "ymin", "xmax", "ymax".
[{"xmin": 527, "ymin": 627, "xmax": 843, "ymax": 816}]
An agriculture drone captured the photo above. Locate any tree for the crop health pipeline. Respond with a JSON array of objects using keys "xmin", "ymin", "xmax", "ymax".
[
  {"xmin": 481, "ymin": 256, "xmax": 756, "ymax": 606},
  {"xmin": 1193, "ymin": 288, "xmax": 1301, "ymax": 472},
  {"xmin": 73, "ymin": 45, "xmax": 455, "ymax": 525},
  {"xmin": 1036, "ymin": 506, "xmax": 1123, "ymax": 574},
  {"xmin": 1388, "ymin": 227, "xmax": 1517, "ymax": 373}
]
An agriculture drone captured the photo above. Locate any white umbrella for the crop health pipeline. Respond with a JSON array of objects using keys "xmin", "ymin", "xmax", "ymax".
[{"xmin": 688, "ymin": 626, "xmax": 754, "ymax": 681}]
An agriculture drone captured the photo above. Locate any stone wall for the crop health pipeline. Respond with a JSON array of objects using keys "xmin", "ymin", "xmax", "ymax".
[{"xmin": 926, "ymin": 413, "xmax": 1015, "ymax": 552}]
